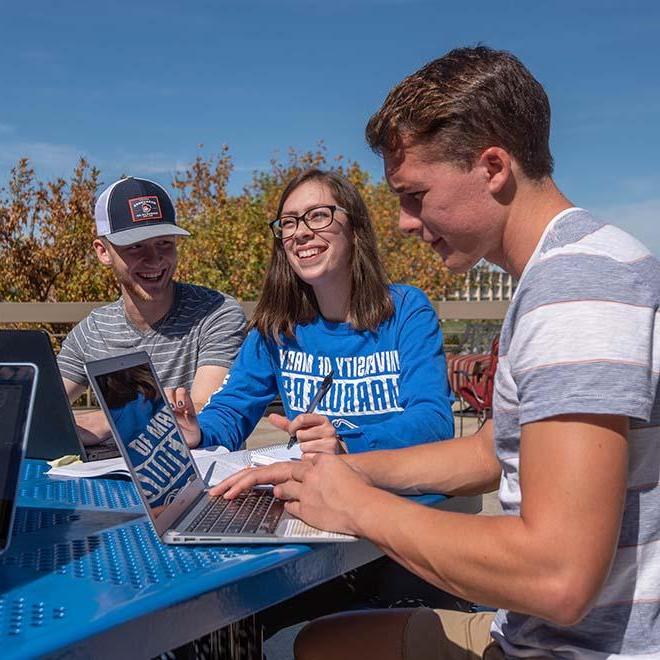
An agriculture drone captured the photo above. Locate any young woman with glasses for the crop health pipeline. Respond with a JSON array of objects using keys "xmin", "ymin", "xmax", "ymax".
[{"xmin": 171, "ymin": 168, "xmax": 454, "ymax": 454}]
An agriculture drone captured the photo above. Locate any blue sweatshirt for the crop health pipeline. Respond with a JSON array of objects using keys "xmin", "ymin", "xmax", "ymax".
[{"xmin": 198, "ymin": 284, "xmax": 454, "ymax": 452}]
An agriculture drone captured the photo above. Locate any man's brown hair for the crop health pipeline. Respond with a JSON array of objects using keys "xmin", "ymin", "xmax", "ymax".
[
  {"xmin": 366, "ymin": 46, "xmax": 554, "ymax": 179},
  {"xmin": 251, "ymin": 169, "xmax": 394, "ymax": 341}
]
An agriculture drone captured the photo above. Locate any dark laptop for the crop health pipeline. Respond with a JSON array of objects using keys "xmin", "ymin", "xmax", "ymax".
[
  {"xmin": 0, "ymin": 363, "xmax": 38, "ymax": 555},
  {"xmin": 0, "ymin": 330, "xmax": 120, "ymax": 461}
]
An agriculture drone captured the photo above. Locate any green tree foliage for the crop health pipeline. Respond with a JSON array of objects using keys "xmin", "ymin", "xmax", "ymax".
[{"xmin": 0, "ymin": 147, "xmax": 461, "ymax": 304}]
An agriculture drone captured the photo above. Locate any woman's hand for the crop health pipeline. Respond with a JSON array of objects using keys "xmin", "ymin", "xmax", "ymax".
[
  {"xmin": 164, "ymin": 387, "xmax": 202, "ymax": 448},
  {"xmin": 267, "ymin": 413, "xmax": 346, "ymax": 455}
]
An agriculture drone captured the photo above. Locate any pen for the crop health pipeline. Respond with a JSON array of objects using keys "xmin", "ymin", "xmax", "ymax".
[
  {"xmin": 203, "ymin": 461, "xmax": 215, "ymax": 486},
  {"xmin": 287, "ymin": 370, "xmax": 334, "ymax": 450}
]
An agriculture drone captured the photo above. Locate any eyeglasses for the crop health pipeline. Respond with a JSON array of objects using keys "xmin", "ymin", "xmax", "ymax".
[{"xmin": 269, "ymin": 205, "xmax": 347, "ymax": 240}]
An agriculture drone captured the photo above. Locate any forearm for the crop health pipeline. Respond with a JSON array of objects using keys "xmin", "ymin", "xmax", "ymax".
[
  {"xmin": 345, "ymin": 424, "xmax": 501, "ymax": 496},
  {"xmin": 73, "ymin": 409, "xmax": 112, "ymax": 445},
  {"xmin": 348, "ymin": 416, "xmax": 629, "ymax": 625},
  {"xmin": 198, "ymin": 405, "xmax": 252, "ymax": 451},
  {"xmin": 351, "ymin": 488, "xmax": 593, "ymax": 624}
]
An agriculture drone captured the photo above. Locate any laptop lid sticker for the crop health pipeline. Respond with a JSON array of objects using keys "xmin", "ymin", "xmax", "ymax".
[{"xmin": 95, "ymin": 365, "xmax": 196, "ymax": 518}]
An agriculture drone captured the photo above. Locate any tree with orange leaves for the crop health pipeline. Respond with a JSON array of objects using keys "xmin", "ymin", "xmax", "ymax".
[{"xmin": 0, "ymin": 147, "xmax": 461, "ymax": 306}]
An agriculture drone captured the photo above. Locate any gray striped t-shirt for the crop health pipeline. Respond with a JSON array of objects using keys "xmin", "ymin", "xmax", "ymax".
[
  {"xmin": 58, "ymin": 282, "xmax": 247, "ymax": 390},
  {"xmin": 491, "ymin": 208, "xmax": 660, "ymax": 658}
]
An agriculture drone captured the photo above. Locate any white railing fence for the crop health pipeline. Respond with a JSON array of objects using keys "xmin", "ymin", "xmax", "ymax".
[{"xmin": 440, "ymin": 270, "xmax": 516, "ymax": 302}]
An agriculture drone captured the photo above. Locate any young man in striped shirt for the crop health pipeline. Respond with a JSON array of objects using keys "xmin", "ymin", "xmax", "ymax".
[
  {"xmin": 58, "ymin": 177, "xmax": 246, "ymax": 446},
  {"xmin": 211, "ymin": 47, "xmax": 659, "ymax": 658}
]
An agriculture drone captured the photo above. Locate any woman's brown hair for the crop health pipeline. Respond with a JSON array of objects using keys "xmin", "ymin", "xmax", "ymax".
[
  {"xmin": 98, "ymin": 365, "xmax": 159, "ymax": 409},
  {"xmin": 251, "ymin": 169, "xmax": 394, "ymax": 341}
]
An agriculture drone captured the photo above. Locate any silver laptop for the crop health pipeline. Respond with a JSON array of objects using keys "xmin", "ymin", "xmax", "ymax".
[
  {"xmin": 0, "ymin": 363, "xmax": 38, "ymax": 555},
  {"xmin": 85, "ymin": 351, "xmax": 355, "ymax": 544}
]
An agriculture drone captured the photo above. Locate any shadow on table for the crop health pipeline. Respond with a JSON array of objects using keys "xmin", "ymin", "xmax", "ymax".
[{"xmin": 1, "ymin": 506, "xmax": 143, "ymax": 592}]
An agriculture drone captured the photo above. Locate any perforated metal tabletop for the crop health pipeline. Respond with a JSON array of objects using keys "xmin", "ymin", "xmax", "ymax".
[{"xmin": 0, "ymin": 461, "xmax": 380, "ymax": 658}]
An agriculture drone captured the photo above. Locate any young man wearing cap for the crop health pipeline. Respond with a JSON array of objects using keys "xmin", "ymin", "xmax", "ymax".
[
  {"xmin": 58, "ymin": 177, "xmax": 247, "ymax": 445},
  {"xmin": 210, "ymin": 47, "xmax": 660, "ymax": 658}
]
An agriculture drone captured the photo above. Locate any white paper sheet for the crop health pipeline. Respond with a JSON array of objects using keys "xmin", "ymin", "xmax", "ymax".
[{"xmin": 46, "ymin": 442, "xmax": 301, "ymax": 486}]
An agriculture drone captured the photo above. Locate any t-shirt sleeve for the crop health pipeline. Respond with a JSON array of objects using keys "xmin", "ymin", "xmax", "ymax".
[
  {"xmin": 509, "ymin": 259, "xmax": 658, "ymax": 425},
  {"xmin": 196, "ymin": 295, "xmax": 248, "ymax": 369},
  {"xmin": 57, "ymin": 320, "xmax": 90, "ymax": 385}
]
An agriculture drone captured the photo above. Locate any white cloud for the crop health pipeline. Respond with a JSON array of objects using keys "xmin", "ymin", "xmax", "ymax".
[
  {"xmin": 105, "ymin": 154, "xmax": 192, "ymax": 180},
  {"xmin": 107, "ymin": 153, "xmax": 267, "ymax": 180},
  {"xmin": 0, "ymin": 142, "xmax": 190, "ymax": 186},
  {"xmin": 233, "ymin": 162, "xmax": 269, "ymax": 173},
  {"xmin": 122, "ymin": 159, "xmax": 190, "ymax": 176},
  {"xmin": 0, "ymin": 140, "xmax": 87, "ymax": 177},
  {"xmin": 594, "ymin": 198, "xmax": 660, "ymax": 257}
]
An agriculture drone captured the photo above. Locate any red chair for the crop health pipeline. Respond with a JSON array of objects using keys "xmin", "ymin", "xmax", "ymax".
[
  {"xmin": 447, "ymin": 336, "xmax": 499, "ymax": 433},
  {"xmin": 457, "ymin": 336, "xmax": 499, "ymax": 425},
  {"xmin": 446, "ymin": 352, "xmax": 492, "ymax": 395}
]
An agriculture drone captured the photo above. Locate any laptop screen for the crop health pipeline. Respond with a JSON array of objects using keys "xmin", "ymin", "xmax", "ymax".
[
  {"xmin": 0, "ymin": 330, "xmax": 85, "ymax": 460},
  {"xmin": 93, "ymin": 362, "xmax": 197, "ymax": 519},
  {"xmin": 0, "ymin": 364, "xmax": 37, "ymax": 553}
]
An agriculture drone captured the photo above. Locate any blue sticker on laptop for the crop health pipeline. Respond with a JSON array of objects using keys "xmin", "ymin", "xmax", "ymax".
[{"xmin": 110, "ymin": 394, "xmax": 195, "ymax": 510}]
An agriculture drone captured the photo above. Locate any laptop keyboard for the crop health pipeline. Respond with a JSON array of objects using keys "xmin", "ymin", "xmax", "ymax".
[{"xmin": 186, "ymin": 490, "xmax": 284, "ymax": 535}]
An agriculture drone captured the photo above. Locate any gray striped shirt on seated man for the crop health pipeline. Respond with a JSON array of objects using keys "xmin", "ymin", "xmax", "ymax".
[
  {"xmin": 58, "ymin": 176, "xmax": 246, "ymax": 446},
  {"xmin": 58, "ymin": 282, "xmax": 246, "ymax": 394}
]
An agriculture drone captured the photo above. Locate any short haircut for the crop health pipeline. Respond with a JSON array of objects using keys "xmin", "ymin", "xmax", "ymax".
[
  {"xmin": 366, "ymin": 46, "xmax": 554, "ymax": 179},
  {"xmin": 251, "ymin": 169, "xmax": 394, "ymax": 341}
]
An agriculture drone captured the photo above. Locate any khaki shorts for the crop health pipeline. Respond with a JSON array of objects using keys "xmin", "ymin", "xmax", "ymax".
[{"xmin": 432, "ymin": 609, "xmax": 503, "ymax": 660}]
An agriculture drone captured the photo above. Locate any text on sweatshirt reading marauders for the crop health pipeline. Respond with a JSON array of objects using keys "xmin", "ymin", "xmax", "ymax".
[{"xmin": 279, "ymin": 348, "xmax": 403, "ymax": 416}]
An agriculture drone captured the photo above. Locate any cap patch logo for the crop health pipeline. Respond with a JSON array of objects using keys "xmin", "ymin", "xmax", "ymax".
[{"xmin": 128, "ymin": 196, "xmax": 163, "ymax": 223}]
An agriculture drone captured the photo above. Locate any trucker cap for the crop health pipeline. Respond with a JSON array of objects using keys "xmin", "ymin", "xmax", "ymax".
[{"xmin": 94, "ymin": 177, "xmax": 190, "ymax": 246}]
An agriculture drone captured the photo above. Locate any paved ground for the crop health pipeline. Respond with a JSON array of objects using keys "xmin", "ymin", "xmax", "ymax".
[
  {"xmin": 247, "ymin": 411, "xmax": 484, "ymax": 448},
  {"xmin": 245, "ymin": 417, "xmax": 290, "ymax": 449}
]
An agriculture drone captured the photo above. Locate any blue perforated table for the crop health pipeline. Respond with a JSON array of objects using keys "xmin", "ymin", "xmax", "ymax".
[{"xmin": 0, "ymin": 460, "xmax": 480, "ymax": 659}]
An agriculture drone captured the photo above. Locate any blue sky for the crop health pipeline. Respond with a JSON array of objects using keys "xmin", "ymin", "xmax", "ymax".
[{"xmin": 1, "ymin": 0, "xmax": 659, "ymax": 254}]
